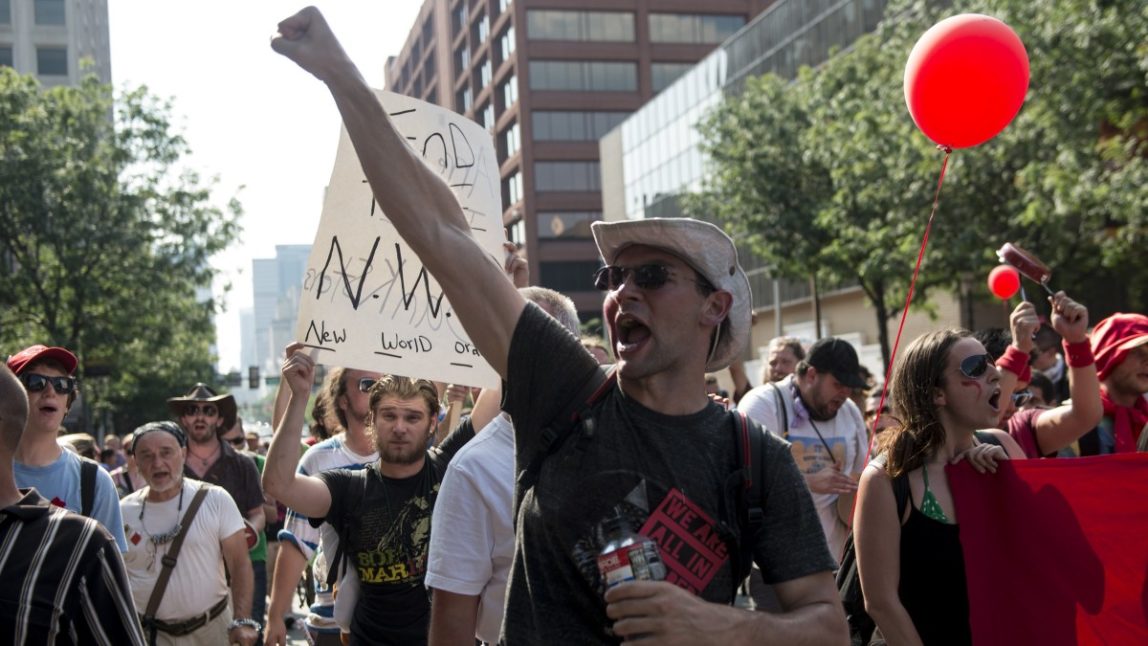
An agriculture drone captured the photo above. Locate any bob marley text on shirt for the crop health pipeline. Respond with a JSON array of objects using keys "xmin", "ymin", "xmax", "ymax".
[{"xmin": 354, "ymin": 481, "xmax": 437, "ymax": 586}]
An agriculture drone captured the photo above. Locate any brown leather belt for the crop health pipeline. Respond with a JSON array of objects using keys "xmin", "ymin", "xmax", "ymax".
[{"xmin": 146, "ymin": 596, "xmax": 228, "ymax": 636}]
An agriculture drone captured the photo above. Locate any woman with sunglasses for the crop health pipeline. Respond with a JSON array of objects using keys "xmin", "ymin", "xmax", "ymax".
[{"xmin": 853, "ymin": 330, "xmax": 1025, "ymax": 646}]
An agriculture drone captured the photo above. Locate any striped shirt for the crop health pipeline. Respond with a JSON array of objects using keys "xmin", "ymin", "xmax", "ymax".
[{"xmin": 0, "ymin": 488, "xmax": 146, "ymax": 645}]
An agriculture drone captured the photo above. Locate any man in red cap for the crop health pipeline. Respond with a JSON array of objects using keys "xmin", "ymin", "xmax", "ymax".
[
  {"xmin": 6, "ymin": 344, "xmax": 127, "ymax": 550},
  {"xmin": 1079, "ymin": 313, "xmax": 1148, "ymax": 454}
]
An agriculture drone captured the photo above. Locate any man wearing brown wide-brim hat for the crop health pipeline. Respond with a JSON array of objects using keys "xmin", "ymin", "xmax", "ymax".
[
  {"xmin": 167, "ymin": 383, "xmax": 238, "ymax": 432},
  {"xmin": 168, "ymin": 382, "xmax": 266, "ymax": 641}
]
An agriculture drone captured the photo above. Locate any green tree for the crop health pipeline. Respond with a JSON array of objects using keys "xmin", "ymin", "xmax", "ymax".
[
  {"xmin": 0, "ymin": 69, "xmax": 241, "ymax": 433},
  {"xmin": 692, "ymin": 0, "xmax": 1148, "ymax": 365}
]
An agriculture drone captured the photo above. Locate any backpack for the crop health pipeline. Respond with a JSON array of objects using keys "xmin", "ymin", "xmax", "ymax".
[
  {"xmin": 514, "ymin": 366, "xmax": 767, "ymax": 601},
  {"xmin": 839, "ymin": 431, "xmax": 1003, "ymax": 644}
]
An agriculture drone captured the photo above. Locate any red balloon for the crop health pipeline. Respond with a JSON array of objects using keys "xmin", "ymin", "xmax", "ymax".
[
  {"xmin": 988, "ymin": 265, "xmax": 1021, "ymax": 300},
  {"xmin": 904, "ymin": 14, "xmax": 1029, "ymax": 148}
]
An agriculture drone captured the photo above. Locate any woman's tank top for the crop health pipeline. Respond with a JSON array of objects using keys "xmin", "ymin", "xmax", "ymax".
[{"xmin": 897, "ymin": 489, "xmax": 972, "ymax": 645}]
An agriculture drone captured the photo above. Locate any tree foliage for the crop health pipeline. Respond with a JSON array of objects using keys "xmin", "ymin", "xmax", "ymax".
[
  {"xmin": 0, "ymin": 70, "xmax": 242, "ymax": 433},
  {"xmin": 691, "ymin": 0, "xmax": 1148, "ymax": 364}
]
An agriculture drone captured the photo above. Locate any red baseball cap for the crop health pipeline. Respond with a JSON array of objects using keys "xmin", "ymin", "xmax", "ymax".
[{"xmin": 6, "ymin": 345, "xmax": 78, "ymax": 376}]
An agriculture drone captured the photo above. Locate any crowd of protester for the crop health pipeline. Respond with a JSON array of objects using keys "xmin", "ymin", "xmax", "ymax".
[{"xmin": 1, "ymin": 7, "xmax": 1145, "ymax": 646}]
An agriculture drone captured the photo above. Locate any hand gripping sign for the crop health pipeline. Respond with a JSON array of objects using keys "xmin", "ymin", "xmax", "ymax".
[{"xmin": 295, "ymin": 91, "xmax": 504, "ymax": 388}]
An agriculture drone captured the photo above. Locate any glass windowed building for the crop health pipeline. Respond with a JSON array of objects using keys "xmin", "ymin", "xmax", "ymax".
[
  {"xmin": 606, "ymin": 0, "xmax": 890, "ymax": 225},
  {"xmin": 601, "ymin": 0, "xmax": 912, "ymax": 376}
]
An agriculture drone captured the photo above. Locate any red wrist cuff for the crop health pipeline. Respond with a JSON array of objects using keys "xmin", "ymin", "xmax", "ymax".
[
  {"xmin": 1063, "ymin": 339, "xmax": 1095, "ymax": 368},
  {"xmin": 997, "ymin": 345, "xmax": 1032, "ymax": 383}
]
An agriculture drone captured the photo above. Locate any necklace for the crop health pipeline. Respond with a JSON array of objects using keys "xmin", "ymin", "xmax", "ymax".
[
  {"xmin": 186, "ymin": 441, "xmax": 221, "ymax": 471},
  {"xmin": 139, "ymin": 485, "xmax": 186, "ymax": 545}
]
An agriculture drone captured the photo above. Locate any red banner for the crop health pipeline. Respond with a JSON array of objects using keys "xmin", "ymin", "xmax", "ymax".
[{"xmin": 948, "ymin": 453, "xmax": 1148, "ymax": 645}]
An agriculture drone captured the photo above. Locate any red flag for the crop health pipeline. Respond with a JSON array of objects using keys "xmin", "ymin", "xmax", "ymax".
[{"xmin": 948, "ymin": 453, "xmax": 1148, "ymax": 645}]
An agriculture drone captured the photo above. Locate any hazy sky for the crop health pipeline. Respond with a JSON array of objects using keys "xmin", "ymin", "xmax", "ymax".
[{"xmin": 108, "ymin": 0, "xmax": 424, "ymax": 372}]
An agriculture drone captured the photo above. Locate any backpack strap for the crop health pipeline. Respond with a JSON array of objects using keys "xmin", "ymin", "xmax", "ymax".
[
  {"xmin": 974, "ymin": 429, "xmax": 1003, "ymax": 448},
  {"xmin": 514, "ymin": 366, "xmax": 616, "ymax": 522},
  {"xmin": 768, "ymin": 383, "xmax": 789, "ymax": 439},
  {"xmin": 327, "ymin": 467, "xmax": 369, "ymax": 588},
  {"xmin": 80, "ymin": 458, "xmax": 97, "ymax": 517},
  {"xmin": 729, "ymin": 410, "xmax": 766, "ymax": 601},
  {"xmin": 141, "ymin": 484, "xmax": 210, "ymax": 646}
]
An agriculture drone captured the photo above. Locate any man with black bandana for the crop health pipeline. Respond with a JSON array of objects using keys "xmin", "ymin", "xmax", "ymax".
[
  {"xmin": 120, "ymin": 421, "xmax": 259, "ymax": 645},
  {"xmin": 739, "ymin": 337, "xmax": 869, "ymax": 562},
  {"xmin": 269, "ymin": 8, "xmax": 846, "ymax": 644}
]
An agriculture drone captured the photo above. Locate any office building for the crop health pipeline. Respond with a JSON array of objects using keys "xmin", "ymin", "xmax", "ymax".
[
  {"xmin": 250, "ymin": 244, "xmax": 311, "ymax": 375},
  {"xmin": 0, "ymin": 0, "xmax": 111, "ymax": 87},
  {"xmin": 600, "ymin": 0, "xmax": 1006, "ymax": 382},
  {"xmin": 385, "ymin": 0, "xmax": 775, "ymax": 317}
]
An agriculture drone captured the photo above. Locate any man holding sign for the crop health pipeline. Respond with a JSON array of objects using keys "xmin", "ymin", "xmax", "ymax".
[{"xmin": 271, "ymin": 7, "xmax": 844, "ymax": 644}]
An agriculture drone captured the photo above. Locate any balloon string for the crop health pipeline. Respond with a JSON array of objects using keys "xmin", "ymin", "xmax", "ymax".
[{"xmin": 866, "ymin": 146, "xmax": 953, "ymax": 459}]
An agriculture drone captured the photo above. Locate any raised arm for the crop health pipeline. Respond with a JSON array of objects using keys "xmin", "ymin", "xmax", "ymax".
[
  {"xmin": 271, "ymin": 7, "xmax": 524, "ymax": 377},
  {"xmin": 1032, "ymin": 292, "xmax": 1102, "ymax": 455},
  {"xmin": 262, "ymin": 347, "xmax": 332, "ymax": 520},
  {"xmin": 996, "ymin": 300, "xmax": 1040, "ymax": 407}
]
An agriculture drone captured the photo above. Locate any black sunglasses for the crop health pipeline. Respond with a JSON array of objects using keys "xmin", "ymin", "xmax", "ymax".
[
  {"xmin": 1011, "ymin": 390, "xmax": 1034, "ymax": 407},
  {"xmin": 182, "ymin": 404, "xmax": 218, "ymax": 417},
  {"xmin": 20, "ymin": 373, "xmax": 77, "ymax": 395},
  {"xmin": 593, "ymin": 264, "xmax": 713, "ymax": 293},
  {"xmin": 358, "ymin": 377, "xmax": 378, "ymax": 393},
  {"xmin": 225, "ymin": 436, "xmax": 247, "ymax": 447},
  {"xmin": 958, "ymin": 353, "xmax": 995, "ymax": 380}
]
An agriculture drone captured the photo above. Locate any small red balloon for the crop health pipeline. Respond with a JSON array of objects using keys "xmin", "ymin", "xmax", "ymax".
[
  {"xmin": 988, "ymin": 265, "xmax": 1021, "ymax": 300},
  {"xmin": 904, "ymin": 14, "xmax": 1029, "ymax": 148}
]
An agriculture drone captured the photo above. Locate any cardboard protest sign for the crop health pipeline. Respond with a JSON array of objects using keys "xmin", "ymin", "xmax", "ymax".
[{"xmin": 294, "ymin": 91, "xmax": 503, "ymax": 387}]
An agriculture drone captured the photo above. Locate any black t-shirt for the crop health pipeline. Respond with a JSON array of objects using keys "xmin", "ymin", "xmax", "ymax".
[
  {"xmin": 315, "ymin": 421, "xmax": 474, "ymax": 646},
  {"xmin": 501, "ymin": 304, "xmax": 835, "ymax": 644}
]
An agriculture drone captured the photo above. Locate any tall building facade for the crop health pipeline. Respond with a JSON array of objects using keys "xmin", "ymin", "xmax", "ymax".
[
  {"xmin": 0, "ymin": 0, "xmax": 111, "ymax": 87},
  {"xmin": 599, "ymin": 0, "xmax": 1007, "ymax": 383},
  {"xmin": 385, "ymin": 0, "xmax": 775, "ymax": 317},
  {"xmin": 250, "ymin": 244, "xmax": 311, "ymax": 374}
]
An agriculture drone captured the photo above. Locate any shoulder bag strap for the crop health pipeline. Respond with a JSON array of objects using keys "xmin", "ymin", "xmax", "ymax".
[
  {"xmin": 327, "ymin": 468, "xmax": 368, "ymax": 587},
  {"xmin": 768, "ymin": 383, "xmax": 789, "ymax": 439},
  {"xmin": 80, "ymin": 458, "xmax": 97, "ymax": 517},
  {"xmin": 143, "ymin": 485, "xmax": 211, "ymax": 621}
]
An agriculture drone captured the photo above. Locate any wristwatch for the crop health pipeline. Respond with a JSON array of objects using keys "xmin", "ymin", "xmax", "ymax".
[{"xmin": 229, "ymin": 617, "xmax": 262, "ymax": 632}]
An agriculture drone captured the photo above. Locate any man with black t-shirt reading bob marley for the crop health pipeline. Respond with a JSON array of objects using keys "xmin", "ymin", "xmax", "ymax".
[
  {"xmin": 270, "ymin": 7, "xmax": 846, "ymax": 644},
  {"xmin": 263, "ymin": 363, "xmax": 474, "ymax": 645}
]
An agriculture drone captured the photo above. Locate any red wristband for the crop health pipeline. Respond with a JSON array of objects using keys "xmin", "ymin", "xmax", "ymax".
[
  {"xmin": 996, "ymin": 345, "xmax": 1032, "ymax": 383},
  {"xmin": 1063, "ymin": 339, "xmax": 1095, "ymax": 368}
]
